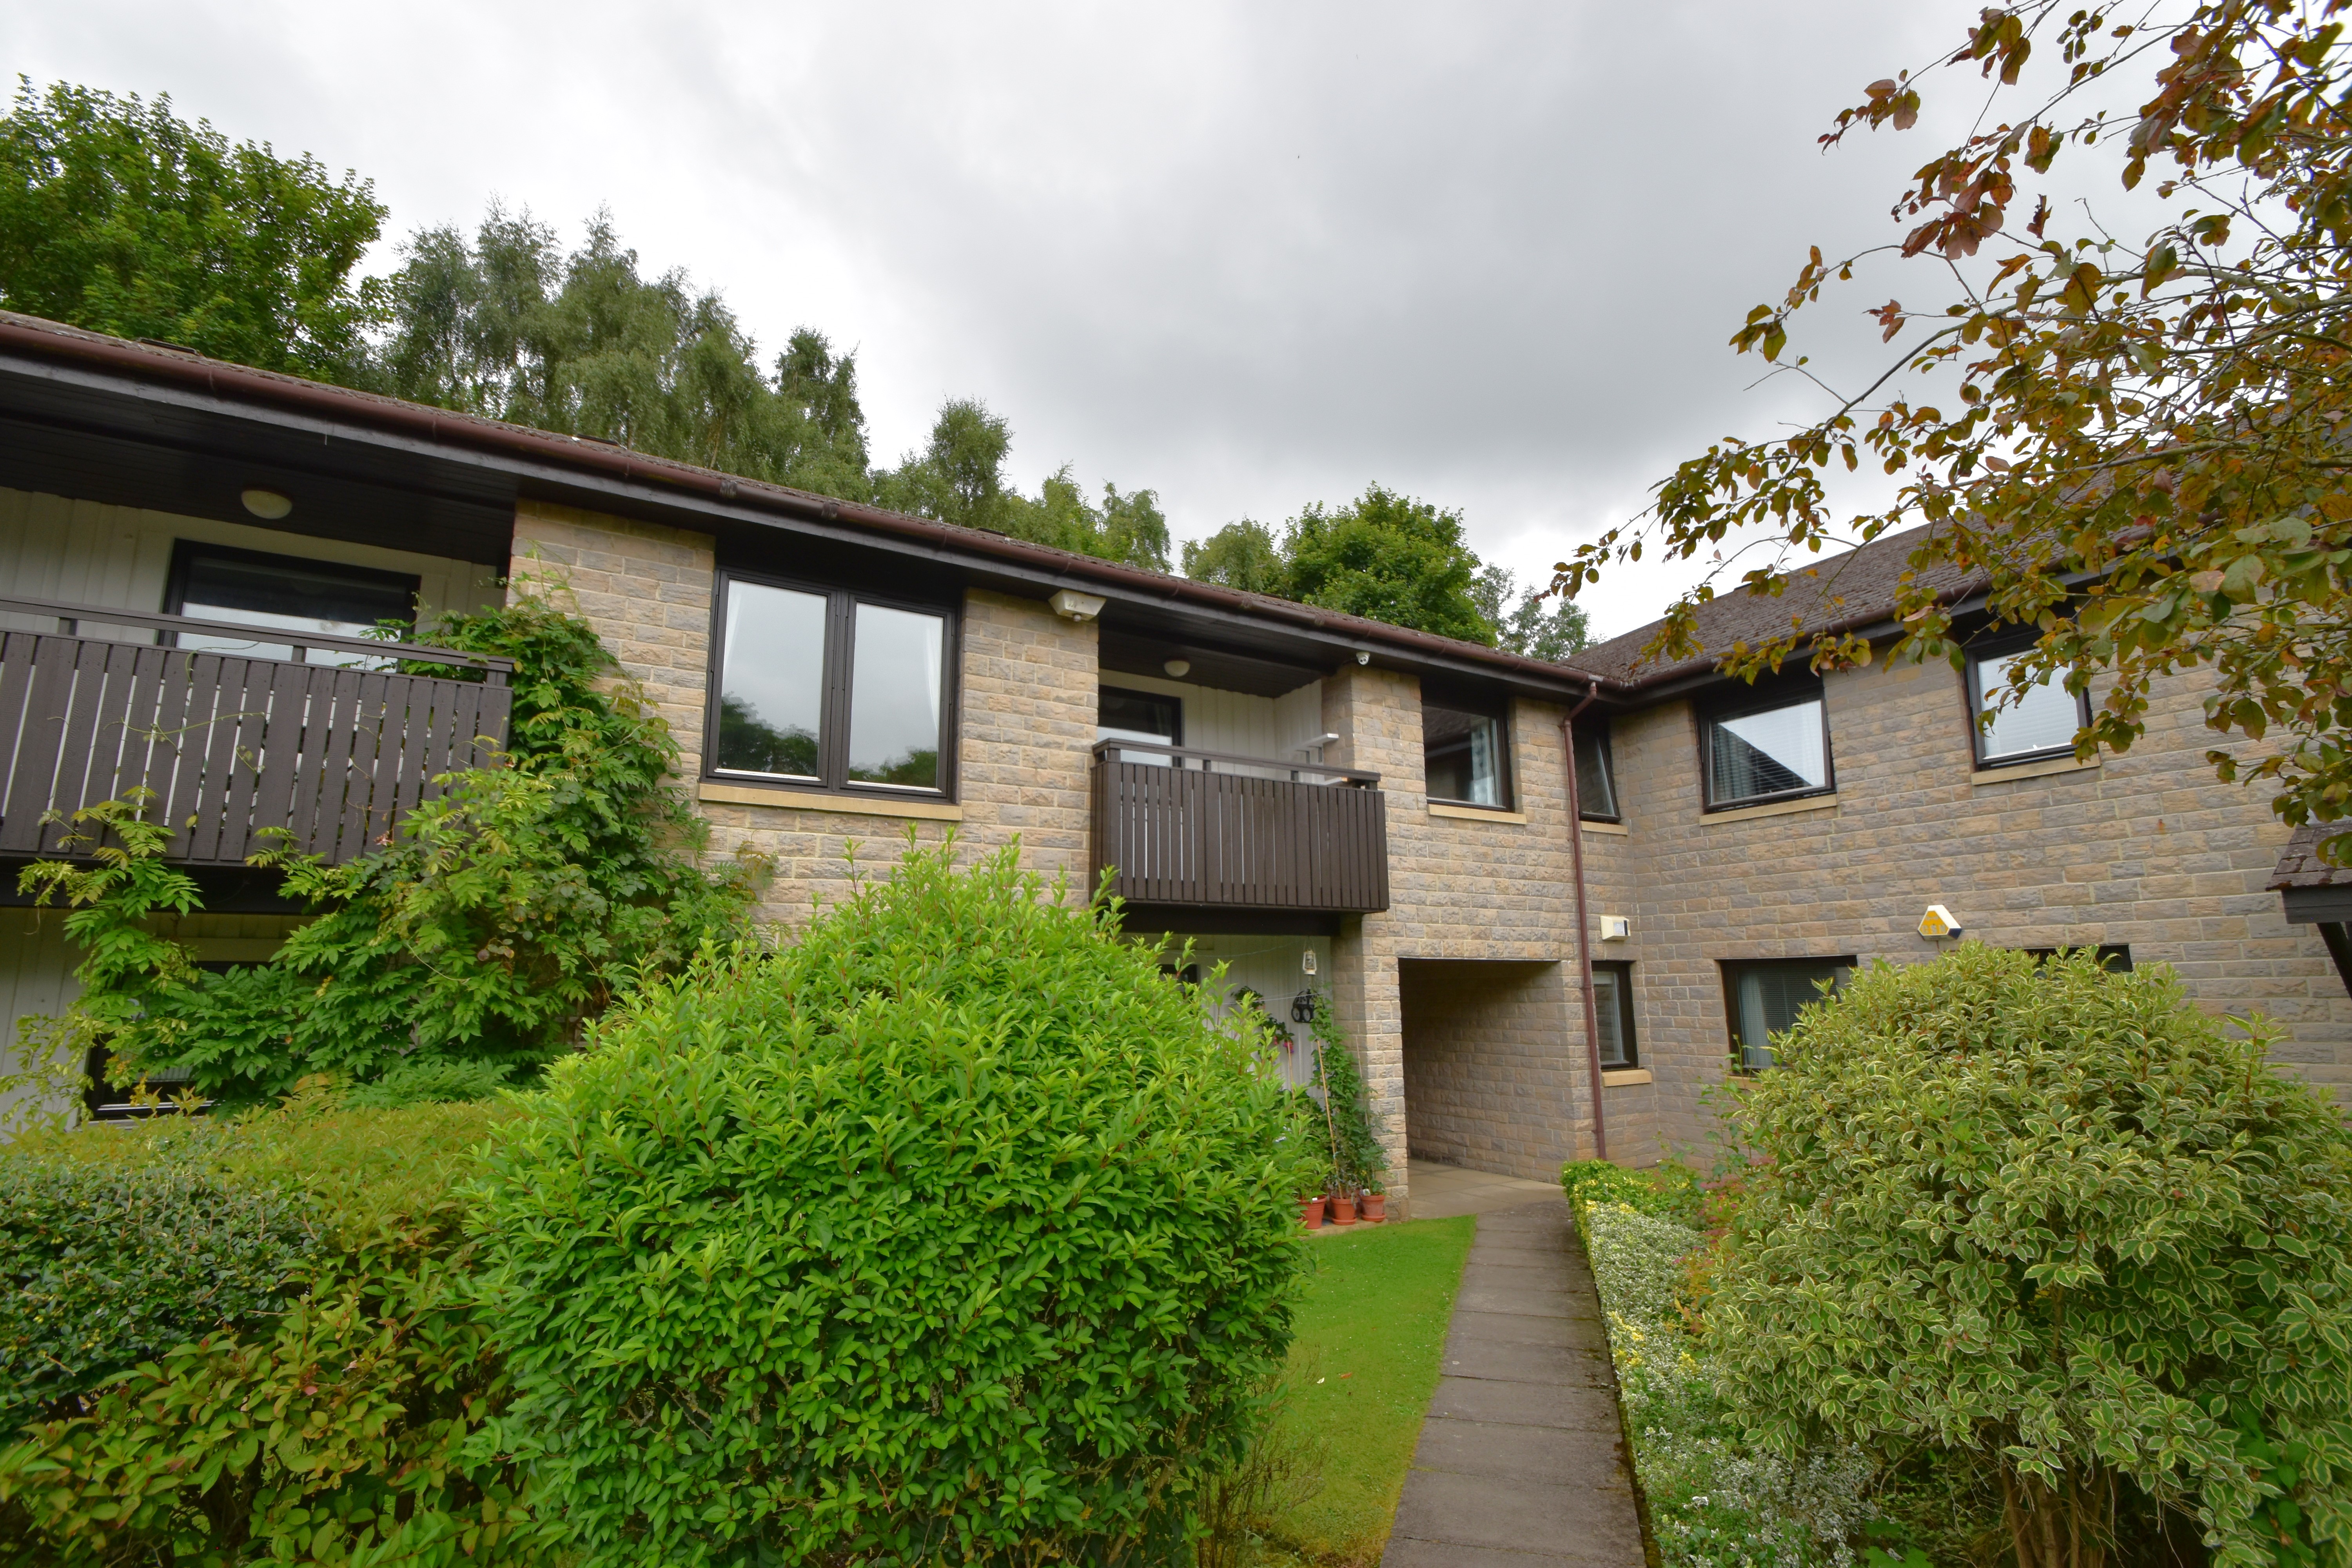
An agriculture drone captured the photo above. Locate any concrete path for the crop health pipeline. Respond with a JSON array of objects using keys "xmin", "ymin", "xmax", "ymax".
[
  {"xmin": 1382, "ymin": 1181, "xmax": 1646, "ymax": 1568},
  {"xmin": 1405, "ymin": 1156, "xmax": 1566, "ymax": 1221}
]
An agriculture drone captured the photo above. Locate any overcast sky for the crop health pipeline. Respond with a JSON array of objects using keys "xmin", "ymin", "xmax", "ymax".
[{"xmin": 11, "ymin": 2, "xmax": 2004, "ymax": 638}]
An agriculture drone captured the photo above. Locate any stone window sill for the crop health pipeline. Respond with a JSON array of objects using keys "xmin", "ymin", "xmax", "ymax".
[
  {"xmin": 1602, "ymin": 1067, "xmax": 1653, "ymax": 1087},
  {"xmin": 698, "ymin": 780, "xmax": 964, "ymax": 821},
  {"xmin": 1428, "ymin": 802, "xmax": 1528, "ymax": 824},
  {"xmin": 1702, "ymin": 792, "xmax": 1839, "ymax": 825},
  {"xmin": 1580, "ymin": 819, "xmax": 1630, "ymax": 837},
  {"xmin": 1971, "ymin": 752, "xmax": 2100, "ymax": 786}
]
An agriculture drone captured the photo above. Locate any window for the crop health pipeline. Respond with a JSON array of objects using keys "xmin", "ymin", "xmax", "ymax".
[
  {"xmin": 1574, "ymin": 722, "xmax": 1619, "ymax": 822},
  {"xmin": 1423, "ymin": 689, "xmax": 1510, "ymax": 808},
  {"xmin": 1100, "ymin": 686, "xmax": 1181, "ymax": 765},
  {"xmin": 166, "ymin": 542, "xmax": 418, "ymax": 666},
  {"xmin": 2023, "ymin": 944, "xmax": 2132, "ymax": 972},
  {"xmin": 710, "ymin": 574, "xmax": 955, "ymax": 795},
  {"xmin": 1701, "ymin": 687, "xmax": 1832, "ymax": 809},
  {"xmin": 1591, "ymin": 961, "xmax": 1637, "ymax": 1067},
  {"xmin": 1968, "ymin": 644, "xmax": 2089, "ymax": 766},
  {"xmin": 1722, "ymin": 956, "xmax": 1855, "ymax": 1070}
]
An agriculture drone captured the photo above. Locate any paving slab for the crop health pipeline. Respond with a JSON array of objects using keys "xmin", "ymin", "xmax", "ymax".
[{"xmin": 1382, "ymin": 1192, "xmax": 1644, "ymax": 1568}]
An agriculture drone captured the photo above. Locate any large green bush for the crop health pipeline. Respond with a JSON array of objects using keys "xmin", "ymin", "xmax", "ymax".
[
  {"xmin": 469, "ymin": 841, "xmax": 1316, "ymax": 1566},
  {"xmin": 0, "ymin": 1091, "xmax": 541, "ymax": 1566},
  {"xmin": 1709, "ymin": 943, "xmax": 2352, "ymax": 1568}
]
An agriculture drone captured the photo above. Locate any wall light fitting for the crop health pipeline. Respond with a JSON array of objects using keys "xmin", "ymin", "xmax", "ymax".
[{"xmin": 241, "ymin": 488, "xmax": 292, "ymax": 520}]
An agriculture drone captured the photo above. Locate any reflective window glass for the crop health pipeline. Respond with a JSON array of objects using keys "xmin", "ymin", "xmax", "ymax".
[
  {"xmin": 1724, "ymin": 958, "xmax": 1853, "ymax": 1070},
  {"xmin": 1592, "ymin": 962, "xmax": 1637, "ymax": 1067},
  {"xmin": 1575, "ymin": 724, "xmax": 1618, "ymax": 820},
  {"xmin": 1099, "ymin": 687, "xmax": 1182, "ymax": 768},
  {"xmin": 715, "ymin": 582, "xmax": 828, "ymax": 779},
  {"xmin": 847, "ymin": 603, "xmax": 945, "ymax": 789},
  {"xmin": 1975, "ymin": 650, "xmax": 2082, "ymax": 762},
  {"xmin": 172, "ymin": 546, "xmax": 417, "ymax": 667},
  {"xmin": 1425, "ymin": 703, "xmax": 1504, "ymax": 806},
  {"xmin": 1706, "ymin": 697, "xmax": 1828, "ymax": 806}
]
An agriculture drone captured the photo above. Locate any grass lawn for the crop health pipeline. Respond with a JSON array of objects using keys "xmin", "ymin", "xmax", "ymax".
[{"xmin": 1252, "ymin": 1214, "xmax": 1477, "ymax": 1566}]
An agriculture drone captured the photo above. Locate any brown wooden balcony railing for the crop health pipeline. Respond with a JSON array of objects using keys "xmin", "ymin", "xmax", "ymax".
[
  {"xmin": 1089, "ymin": 740, "xmax": 1389, "ymax": 913},
  {"xmin": 0, "ymin": 595, "xmax": 515, "ymax": 867}
]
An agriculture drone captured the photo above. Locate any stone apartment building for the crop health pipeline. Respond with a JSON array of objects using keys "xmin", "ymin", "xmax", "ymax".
[{"xmin": 0, "ymin": 311, "xmax": 2344, "ymax": 1201}]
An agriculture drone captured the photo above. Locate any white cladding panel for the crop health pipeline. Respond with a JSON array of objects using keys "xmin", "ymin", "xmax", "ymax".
[
  {"xmin": 1177, "ymin": 933, "xmax": 1332, "ymax": 1094},
  {"xmin": 0, "ymin": 486, "xmax": 504, "ymax": 637},
  {"xmin": 1098, "ymin": 671, "xmax": 1328, "ymax": 765}
]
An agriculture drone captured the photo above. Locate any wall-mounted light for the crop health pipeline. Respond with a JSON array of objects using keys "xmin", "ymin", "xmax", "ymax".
[
  {"xmin": 1048, "ymin": 589, "xmax": 1104, "ymax": 622},
  {"xmin": 241, "ymin": 488, "xmax": 292, "ymax": 520},
  {"xmin": 1163, "ymin": 659, "xmax": 1191, "ymax": 678}
]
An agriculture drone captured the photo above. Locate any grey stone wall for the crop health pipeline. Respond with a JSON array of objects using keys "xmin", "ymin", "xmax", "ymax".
[{"xmin": 1597, "ymin": 655, "xmax": 2352, "ymax": 1158}]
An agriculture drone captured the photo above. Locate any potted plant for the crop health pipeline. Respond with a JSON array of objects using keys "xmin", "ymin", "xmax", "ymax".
[
  {"xmin": 1328, "ymin": 1187, "xmax": 1358, "ymax": 1226},
  {"xmin": 1298, "ymin": 1191, "xmax": 1326, "ymax": 1230},
  {"xmin": 1358, "ymin": 1181, "xmax": 1387, "ymax": 1223}
]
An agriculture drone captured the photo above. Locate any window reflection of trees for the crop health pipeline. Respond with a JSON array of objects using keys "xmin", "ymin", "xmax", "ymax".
[{"xmin": 716, "ymin": 695, "xmax": 819, "ymax": 778}]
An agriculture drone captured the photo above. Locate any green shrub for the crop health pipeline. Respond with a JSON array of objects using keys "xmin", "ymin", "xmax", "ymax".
[
  {"xmin": 20, "ymin": 590, "xmax": 769, "ymax": 1106},
  {"xmin": 0, "ymin": 1124, "xmax": 323, "ymax": 1433},
  {"xmin": 1560, "ymin": 1158, "xmax": 1702, "ymax": 1227},
  {"xmin": 1304, "ymin": 992, "xmax": 1386, "ymax": 1196},
  {"xmin": 469, "ymin": 841, "xmax": 1317, "ymax": 1566},
  {"xmin": 1708, "ymin": 943, "xmax": 2352, "ymax": 1568},
  {"xmin": 0, "ymin": 1093, "xmax": 541, "ymax": 1566}
]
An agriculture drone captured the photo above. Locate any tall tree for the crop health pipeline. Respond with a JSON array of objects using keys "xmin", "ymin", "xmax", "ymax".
[
  {"xmin": 876, "ymin": 398, "xmax": 1171, "ymax": 571},
  {"xmin": 0, "ymin": 78, "xmax": 385, "ymax": 381},
  {"xmin": 1281, "ymin": 485, "xmax": 1495, "ymax": 644},
  {"xmin": 1555, "ymin": 4, "xmax": 2352, "ymax": 841},
  {"xmin": 1180, "ymin": 518, "xmax": 1286, "ymax": 594},
  {"xmin": 376, "ymin": 209, "xmax": 871, "ymax": 498},
  {"xmin": 1472, "ymin": 564, "xmax": 1592, "ymax": 661}
]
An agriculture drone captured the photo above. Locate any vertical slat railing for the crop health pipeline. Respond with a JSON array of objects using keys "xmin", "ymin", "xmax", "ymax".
[
  {"xmin": 0, "ymin": 630, "xmax": 513, "ymax": 866},
  {"xmin": 1089, "ymin": 747, "xmax": 1388, "ymax": 913}
]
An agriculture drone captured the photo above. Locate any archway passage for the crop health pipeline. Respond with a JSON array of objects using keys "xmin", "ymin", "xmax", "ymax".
[{"xmin": 1397, "ymin": 958, "xmax": 1588, "ymax": 1184}]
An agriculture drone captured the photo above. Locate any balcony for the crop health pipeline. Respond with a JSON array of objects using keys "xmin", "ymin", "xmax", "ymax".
[
  {"xmin": 0, "ymin": 595, "xmax": 514, "ymax": 867},
  {"xmin": 1089, "ymin": 740, "xmax": 1389, "ymax": 915}
]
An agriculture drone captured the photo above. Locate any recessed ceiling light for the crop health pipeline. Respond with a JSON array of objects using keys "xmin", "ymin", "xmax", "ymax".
[{"xmin": 241, "ymin": 488, "xmax": 292, "ymax": 520}]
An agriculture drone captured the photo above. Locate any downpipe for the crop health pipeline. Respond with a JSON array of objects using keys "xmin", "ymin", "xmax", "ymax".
[{"xmin": 1561, "ymin": 695, "xmax": 1608, "ymax": 1163}]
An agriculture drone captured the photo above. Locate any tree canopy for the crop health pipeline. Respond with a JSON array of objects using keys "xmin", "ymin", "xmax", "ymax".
[
  {"xmin": 0, "ymin": 78, "xmax": 1171, "ymax": 575},
  {"xmin": 1183, "ymin": 487, "xmax": 1590, "ymax": 654},
  {"xmin": 1555, "ymin": 4, "xmax": 2352, "ymax": 846},
  {"xmin": 0, "ymin": 78, "xmax": 385, "ymax": 381}
]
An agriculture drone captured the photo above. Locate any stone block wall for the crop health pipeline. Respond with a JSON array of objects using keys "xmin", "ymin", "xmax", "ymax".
[
  {"xmin": 1600, "ymin": 656, "xmax": 2352, "ymax": 1156},
  {"xmin": 1398, "ymin": 958, "xmax": 1582, "ymax": 1179},
  {"xmin": 510, "ymin": 500, "xmax": 717, "ymax": 778},
  {"xmin": 1322, "ymin": 666, "xmax": 1605, "ymax": 1206},
  {"xmin": 511, "ymin": 505, "xmax": 1099, "ymax": 930}
]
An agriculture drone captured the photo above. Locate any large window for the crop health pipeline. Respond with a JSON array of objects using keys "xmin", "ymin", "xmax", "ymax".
[
  {"xmin": 166, "ymin": 542, "xmax": 418, "ymax": 666},
  {"xmin": 1968, "ymin": 643, "xmax": 2089, "ymax": 767},
  {"xmin": 1574, "ymin": 722, "xmax": 1619, "ymax": 822},
  {"xmin": 1722, "ymin": 956, "xmax": 1855, "ymax": 1070},
  {"xmin": 1424, "ymin": 688, "xmax": 1511, "ymax": 808},
  {"xmin": 710, "ymin": 575, "xmax": 955, "ymax": 795},
  {"xmin": 1592, "ymin": 961, "xmax": 1637, "ymax": 1067},
  {"xmin": 1701, "ymin": 686, "xmax": 1832, "ymax": 809}
]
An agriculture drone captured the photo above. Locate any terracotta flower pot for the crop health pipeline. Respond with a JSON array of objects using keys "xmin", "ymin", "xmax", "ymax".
[
  {"xmin": 1299, "ymin": 1196, "xmax": 1326, "ymax": 1230},
  {"xmin": 1329, "ymin": 1194, "xmax": 1358, "ymax": 1226},
  {"xmin": 1359, "ymin": 1192, "xmax": 1387, "ymax": 1223}
]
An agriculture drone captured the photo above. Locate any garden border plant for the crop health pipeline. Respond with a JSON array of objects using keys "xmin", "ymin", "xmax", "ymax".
[{"xmin": 14, "ymin": 585, "xmax": 769, "ymax": 1109}]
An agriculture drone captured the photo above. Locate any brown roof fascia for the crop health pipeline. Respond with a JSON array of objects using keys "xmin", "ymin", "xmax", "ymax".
[{"xmin": 0, "ymin": 311, "xmax": 1612, "ymax": 699}]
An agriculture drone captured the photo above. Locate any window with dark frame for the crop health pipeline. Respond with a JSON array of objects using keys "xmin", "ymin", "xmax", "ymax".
[
  {"xmin": 1574, "ymin": 722, "xmax": 1619, "ymax": 822},
  {"xmin": 1700, "ymin": 684, "xmax": 1833, "ymax": 810},
  {"xmin": 1721, "ymin": 956, "xmax": 1856, "ymax": 1070},
  {"xmin": 1099, "ymin": 686, "xmax": 1182, "ymax": 764},
  {"xmin": 1591, "ymin": 960, "xmax": 1637, "ymax": 1068},
  {"xmin": 166, "ymin": 541, "xmax": 419, "ymax": 667},
  {"xmin": 1967, "ymin": 640, "xmax": 2091, "ymax": 768},
  {"xmin": 709, "ymin": 573, "xmax": 956, "ymax": 797},
  {"xmin": 1423, "ymin": 686, "xmax": 1512, "ymax": 809}
]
